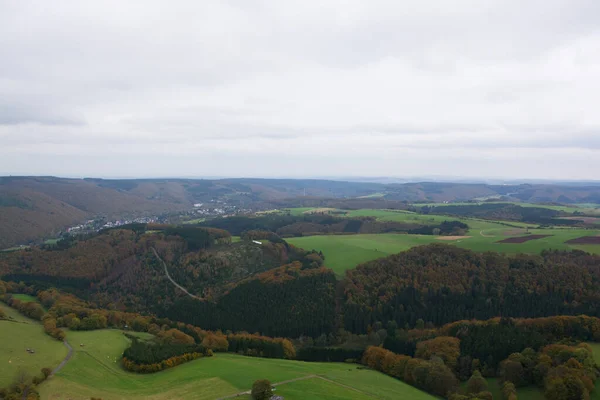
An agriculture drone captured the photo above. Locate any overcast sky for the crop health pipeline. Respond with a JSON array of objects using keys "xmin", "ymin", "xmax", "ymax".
[{"xmin": 1, "ymin": 0, "xmax": 599, "ymax": 180}]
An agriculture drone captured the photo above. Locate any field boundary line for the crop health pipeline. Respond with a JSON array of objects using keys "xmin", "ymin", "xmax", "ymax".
[
  {"xmin": 216, "ymin": 374, "xmax": 318, "ymax": 399},
  {"xmin": 217, "ymin": 374, "xmax": 376, "ymax": 400},
  {"xmin": 316, "ymin": 375, "xmax": 372, "ymax": 395},
  {"xmin": 151, "ymin": 247, "xmax": 202, "ymax": 300}
]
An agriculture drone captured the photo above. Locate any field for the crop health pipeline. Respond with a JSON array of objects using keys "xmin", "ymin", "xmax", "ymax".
[
  {"xmin": 342, "ymin": 208, "xmax": 533, "ymax": 229},
  {"xmin": 39, "ymin": 329, "xmax": 434, "ymax": 400},
  {"xmin": 11, "ymin": 293, "xmax": 40, "ymax": 303},
  {"xmin": 182, "ymin": 218, "xmax": 206, "ymax": 224},
  {"xmin": 0, "ymin": 303, "xmax": 68, "ymax": 388},
  {"xmin": 288, "ymin": 226, "xmax": 600, "ymax": 276},
  {"xmin": 411, "ymin": 201, "xmax": 600, "ymax": 215}
]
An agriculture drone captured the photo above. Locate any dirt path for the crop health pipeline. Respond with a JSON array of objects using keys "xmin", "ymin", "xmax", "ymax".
[
  {"xmin": 51, "ymin": 340, "xmax": 73, "ymax": 376},
  {"xmin": 479, "ymin": 230, "xmax": 495, "ymax": 238},
  {"xmin": 151, "ymin": 247, "xmax": 202, "ymax": 300}
]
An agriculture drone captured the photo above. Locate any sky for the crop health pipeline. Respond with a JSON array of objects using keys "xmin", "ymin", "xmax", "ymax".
[{"xmin": 1, "ymin": 0, "xmax": 599, "ymax": 180}]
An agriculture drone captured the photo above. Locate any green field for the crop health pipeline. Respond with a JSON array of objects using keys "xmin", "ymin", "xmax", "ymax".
[
  {"xmin": 39, "ymin": 329, "xmax": 434, "ymax": 400},
  {"xmin": 288, "ymin": 227, "xmax": 600, "ymax": 275},
  {"xmin": 11, "ymin": 293, "xmax": 40, "ymax": 303},
  {"xmin": 411, "ymin": 201, "xmax": 600, "ymax": 215},
  {"xmin": 0, "ymin": 303, "xmax": 68, "ymax": 388},
  {"xmin": 182, "ymin": 218, "xmax": 206, "ymax": 224}
]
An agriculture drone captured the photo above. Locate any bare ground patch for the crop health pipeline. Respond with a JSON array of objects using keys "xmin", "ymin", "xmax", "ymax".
[
  {"xmin": 497, "ymin": 235, "xmax": 553, "ymax": 244},
  {"xmin": 565, "ymin": 236, "xmax": 600, "ymax": 245},
  {"xmin": 436, "ymin": 236, "xmax": 472, "ymax": 241}
]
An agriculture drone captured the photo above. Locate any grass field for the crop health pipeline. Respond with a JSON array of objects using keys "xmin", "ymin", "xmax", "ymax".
[
  {"xmin": 182, "ymin": 218, "xmax": 206, "ymax": 224},
  {"xmin": 288, "ymin": 227, "xmax": 600, "ymax": 275},
  {"xmin": 411, "ymin": 201, "xmax": 600, "ymax": 215},
  {"xmin": 39, "ymin": 330, "xmax": 434, "ymax": 400},
  {"xmin": 0, "ymin": 303, "xmax": 68, "ymax": 388},
  {"xmin": 11, "ymin": 293, "xmax": 40, "ymax": 303}
]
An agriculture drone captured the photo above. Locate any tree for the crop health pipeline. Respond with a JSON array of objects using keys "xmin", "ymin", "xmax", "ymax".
[
  {"xmin": 415, "ymin": 336, "xmax": 461, "ymax": 369},
  {"xmin": 415, "ymin": 319, "xmax": 425, "ymax": 330},
  {"xmin": 251, "ymin": 379, "xmax": 273, "ymax": 400},
  {"xmin": 501, "ymin": 381, "xmax": 517, "ymax": 400},
  {"xmin": 41, "ymin": 367, "xmax": 52, "ymax": 378},
  {"xmin": 545, "ymin": 376, "xmax": 586, "ymax": 400},
  {"xmin": 466, "ymin": 370, "xmax": 488, "ymax": 394}
]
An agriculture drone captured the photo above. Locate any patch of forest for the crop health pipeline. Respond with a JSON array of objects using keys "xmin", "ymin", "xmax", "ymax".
[
  {"xmin": 418, "ymin": 203, "xmax": 578, "ymax": 226},
  {"xmin": 201, "ymin": 214, "xmax": 468, "ymax": 237},
  {"xmin": 343, "ymin": 244, "xmax": 600, "ymax": 333}
]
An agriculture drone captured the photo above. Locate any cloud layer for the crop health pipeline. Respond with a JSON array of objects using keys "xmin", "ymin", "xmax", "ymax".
[{"xmin": 1, "ymin": 0, "xmax": 599, "ymax": 180}]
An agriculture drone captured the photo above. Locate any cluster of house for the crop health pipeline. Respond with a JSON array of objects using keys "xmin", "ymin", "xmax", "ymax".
[{"xmin": 66, "ymin": 216, "xmax": 157, "ymax": 234}]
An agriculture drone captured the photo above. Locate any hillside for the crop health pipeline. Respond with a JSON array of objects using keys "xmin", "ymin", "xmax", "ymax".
[{"xmin": 3, "ymin": 176, "xmax": 600, "ymax": 249}]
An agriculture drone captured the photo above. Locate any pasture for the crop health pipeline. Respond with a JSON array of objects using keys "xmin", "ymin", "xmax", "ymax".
[
  {"xmin": 288, "ymin": 227, "xmax": 600, "ymax": 275},
  {"xmin": 11, "ymin": 293, "xmax": 39, "ymax": 303},
  {"xmin": 39, "ymin": 329, "xmax": 434, "ymax": 400},
  {"xmin": 410, "ymin": 201, "xmax": 600, "ymax": 215},
  {"xmin": 0, "ymin": 303, "xmax": 68, "ymax": 388}
]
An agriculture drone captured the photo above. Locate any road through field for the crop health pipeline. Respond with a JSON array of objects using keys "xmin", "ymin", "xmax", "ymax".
[{"xmin": 51, "ymin": 340, "xmax": 73, "ymax": 376}]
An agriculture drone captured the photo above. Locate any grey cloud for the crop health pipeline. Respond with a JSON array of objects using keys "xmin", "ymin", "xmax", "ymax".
[
  {"xmin": 0, "ymin": 103, "xmax": 84, "ymax": 126},
  {"xmin": 1, "ymin": 0, "xmax": 599, "ymax": 179}
]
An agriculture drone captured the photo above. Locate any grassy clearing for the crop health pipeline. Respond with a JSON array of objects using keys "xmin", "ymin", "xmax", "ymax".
[
  {"xmin": 0, "ymin": 304, "xmax": 68, "ymax": 388},
  {"xmin": 344, "ymin": 208, "xmax": 534, "ymax": 229},
  {"xmin": 40, "ymin": 330, "xmax": 434, "ymax": 400},
  {"xmin": 11, "ymin": 293, "xmax": 39, "ymax": 303},
  {"xmin": 182, "ymin": 218, "xmax": 206, "ymax": 224},
  {"xmin": 288, "ymin": 226, "xmax": 600, "ymax": 275},
  {"xmin": 0, "ymin": 245, "xmax": 30, "ymax": 252}
]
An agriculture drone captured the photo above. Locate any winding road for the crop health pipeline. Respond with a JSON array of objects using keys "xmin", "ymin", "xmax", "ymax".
[
  {"xmin": 151, "ymin": 247, "xmax": 202, "ymax": 300},
  {"xmin": 51, "ymin": 340, "xmax": 73, "ymax": 376}
]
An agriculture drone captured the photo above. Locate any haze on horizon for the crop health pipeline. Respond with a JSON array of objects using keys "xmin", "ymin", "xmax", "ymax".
[{"xmin": 1, "ymin": 0, "xmax": 599, "ymax": 181}]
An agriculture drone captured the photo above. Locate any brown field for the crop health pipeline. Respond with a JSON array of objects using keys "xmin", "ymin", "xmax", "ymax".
[
  {"xmin": 436, "ymin": 236, "xmax": 472, "ymax": 241},
  {"xmin": 497, "ymin": 235, "xmax": 552, "ymax": 244},
  {"xmin": 565, "ymin": 236, "xmax": 600, "ymax": 245}
]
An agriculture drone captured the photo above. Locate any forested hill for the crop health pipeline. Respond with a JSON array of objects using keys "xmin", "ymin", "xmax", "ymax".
[
  {"xmin": 3, "ymin": 176, "xmax": 600, "ymax": 249},
  {"xmin": 342, "ymin": 244, "xmax": 600, "ymax": 333}
]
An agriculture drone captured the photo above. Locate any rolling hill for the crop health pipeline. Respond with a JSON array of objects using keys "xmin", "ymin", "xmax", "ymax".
[{"xmin": 2, "ymin": 176, "xmax": 600, "ymax": 249}]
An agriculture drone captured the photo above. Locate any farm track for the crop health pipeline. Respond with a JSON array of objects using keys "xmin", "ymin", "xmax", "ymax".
[
  {"xmin": 151, "ymin": 247, "xmax": 202, "ymax": 300},
  {"xmin": 216, "ymin": 374, "xmax": 371, "ymax": 399},
  {"xmin": 51, "ymin": 340, "xmax": 73, "ymax": 376}
]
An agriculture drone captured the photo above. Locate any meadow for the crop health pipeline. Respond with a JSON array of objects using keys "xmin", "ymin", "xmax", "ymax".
[
  {"xmin": 39, "ymin": 329, "xmax": 435, "ymax": 400},
  {"xmin": 0, "ymin": 303, "xmax": 68, "ymax": 388},
  {"xmin": 11, "ymin": 293, "xmax": 40, "ymax": 303},
  {"xmin": 410, "ymin": 201, "xmax": 600, "ymax": 215},
  {"xmin": 287, "ymin": 208, "xmax": 600, "ymax": 275}
]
